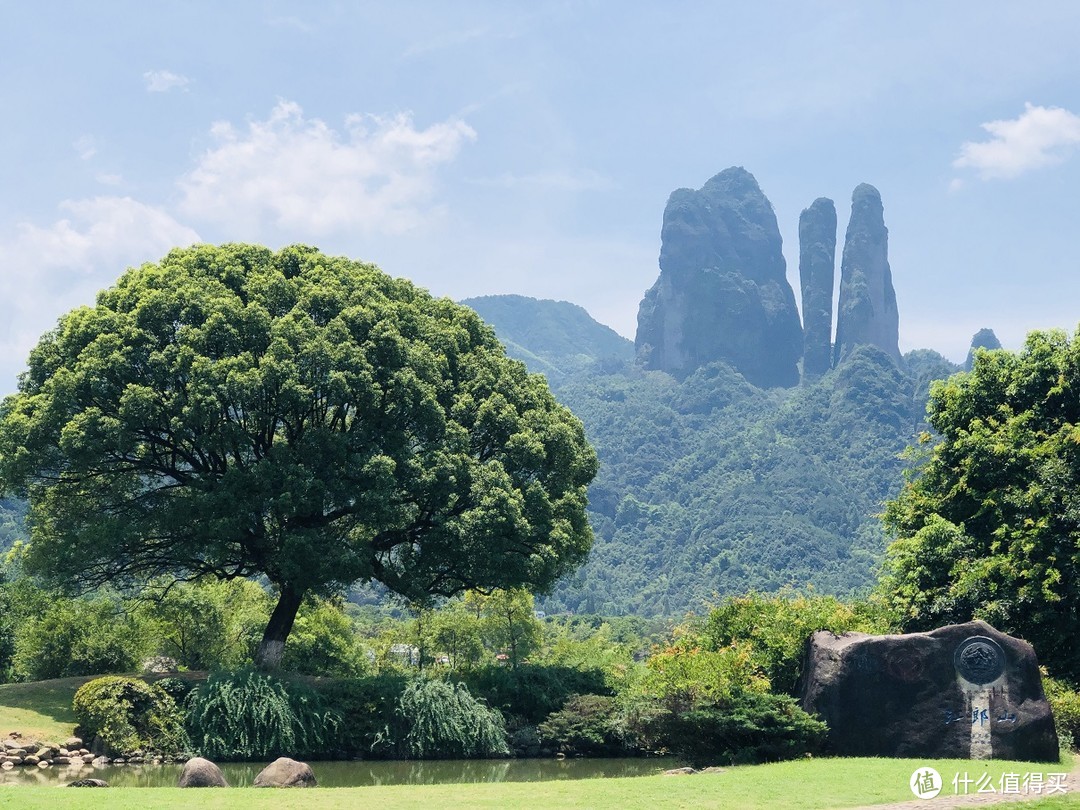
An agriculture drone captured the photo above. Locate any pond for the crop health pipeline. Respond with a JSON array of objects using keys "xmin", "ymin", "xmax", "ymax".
[{"xmin": 0, "ymin": 757, "xmax": 677, "ymax": 787}]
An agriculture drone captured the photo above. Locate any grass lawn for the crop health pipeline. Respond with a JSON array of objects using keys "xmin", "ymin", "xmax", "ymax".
[
  {"xmin": 0, "ymin": 755, "xmax": 1076, "ymax": 809},
  {"xmin": 0, "ymin": 675, "xmax": 91, "ymax": 740}
]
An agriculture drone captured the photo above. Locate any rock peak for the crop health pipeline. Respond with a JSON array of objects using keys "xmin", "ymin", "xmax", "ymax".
[
  {"xmin": 635, "ymin": 167, "xmax": 802, "ymax": 387},
  {"xmin": 833, "ymin": 183, "xmax": 900, "ymax": 366},
  {"xmin": 965, "ymin": 328, "xmax": 1002, "ymax": 370},
  {"xmin": 799, "ymin": 198, "xmax": 837, "ymax": 380}
]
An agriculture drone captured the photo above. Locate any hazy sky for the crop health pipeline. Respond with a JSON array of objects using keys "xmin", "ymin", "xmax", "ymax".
[{"xmin": 3, "ymin": 2, "xmax": 1080, "ymax": 392}]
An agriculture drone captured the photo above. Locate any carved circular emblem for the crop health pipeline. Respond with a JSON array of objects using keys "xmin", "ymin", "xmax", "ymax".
[{"xmin": 954, "ymin": 636, "xmax": 1006, "ymax": 684}]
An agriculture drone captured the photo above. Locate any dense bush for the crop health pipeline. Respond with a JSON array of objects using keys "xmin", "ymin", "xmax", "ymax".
[
  {"xmin": 384, "ymin": 678, "xmax": 509, "ymax": 759},
  {"xmin": 698, "ymin": 591, "xmax": 894, "ymax": 695},
  {"xmin": 15, "ymin": 595, "xmax": 148, "ymax": 680},
  {"xmin": 311, "ymin": 675, "xmax": 407, "ymax": 758},
  {"xmin": 460, "ymin": 664, "xmax": 610, "ymax": 724},
  {"xmin": 184, "ymin": 670, "xmax": 340, "ymax": 760},
  {"xmin": 643, "ymin": 691, "xmax": 827, "ymax": 767},
  {"xmin": 1045, "ymin": 676, "xmax": 1080, "ymax": 751},
  {"xmin": 72, "ymin": 676, "xmax": 187, "ymax": 754},
  {"xmin": 537, "ymin": 694, "xmax": 625, "ymax": 756},
  {"xmin": 281, "ymin": 597, "xmax": 369, "ymax": 677}
]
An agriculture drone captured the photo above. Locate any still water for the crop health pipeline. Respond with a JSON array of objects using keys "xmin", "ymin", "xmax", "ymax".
[{"xmin": 0, "ymin": 757, "xmax": 674, "ymax": 787}]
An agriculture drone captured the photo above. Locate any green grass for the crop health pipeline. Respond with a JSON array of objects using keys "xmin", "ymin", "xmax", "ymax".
[
  {"xmin": 0, "ymin": 756, "xmax": 1077, "ymax": 809},
  {"xmin": 0, "ymin": 676, "xmax": 91, "ymax": 740}
]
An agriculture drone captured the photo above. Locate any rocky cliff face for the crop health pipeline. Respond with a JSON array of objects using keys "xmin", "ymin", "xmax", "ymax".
[
  {"xmin": 833, "ymin": 184, "xmax": 900, "ymax": 366},
  {"xmin": 798, "ymin": 198, "xmax": 837, "ymax": 379},
  {"xmin": 965, "ymin": 328, "xmax": 1002, "ymax": 370},
  {"xmin": 635, "ymin": 167, "xmax": 803, "ymax": 387}
]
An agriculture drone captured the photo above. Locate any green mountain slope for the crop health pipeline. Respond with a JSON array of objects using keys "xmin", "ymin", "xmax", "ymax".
[
  {"xmin": 461, "ymin": 295, "xmax": 634, "ymax": 379},
  {"xmin": 467, "ymin": 295, "xmax": 961, "ymax": 615}
]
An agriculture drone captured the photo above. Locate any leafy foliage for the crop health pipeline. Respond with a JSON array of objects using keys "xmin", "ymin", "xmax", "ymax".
[
  {"xmin": 14, "ymin": 591, "xmax": 148, "ymax": 680},
  {"xmin": 72, "ymin": 675, "xmax": 187, "ymax": 754},
  {"xmin": 385, "ymin": 678, "xmax": 509, "ymax": 759},
  {"xmin": 184, "ymin": 670, "xmax": 340, "ymax": 760},
  {"xmin": 310, "ymin": 675, "xmax": 408, "ymax": 758},
  {"xmin": 1044, "ymin": 675, "xmax": 1080, "ymax": 751},
  {"xmin": 648, "ymin": 692, "xmax": 827, "ymax": 767},
  {"xmin": 882, "ymin": 329, "xmax": 1080, "ymax": 678},
  {"xmin": 537, "ymin": 693, "xmax": 623, "ymax": 755},
  {"xmin": 696, "ymin": 590, "xmax": 894, "ymax": 694},
  {"xmin": 460, "ymin": 663, "xmax": 610, "ymax": 725},
  {"xmin": 0, "ymin": 245, "xmax": 596, "ymax": 668}
]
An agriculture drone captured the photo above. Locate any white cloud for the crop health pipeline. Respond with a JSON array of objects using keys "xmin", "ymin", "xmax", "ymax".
[
  {"xmin": 953, "ymin": 103, "xmax": 1080, "ymax": 179},
  {"xmin": 177, "ymin": 100, "xmax": 476, "ymax": 237},
  {"xmin": 0, "ymin": 197, "xmax": 200, "ymax": 391},
  {"xmin": 143, "ymin": 70, "xmax": 190, "ymax": 93}
]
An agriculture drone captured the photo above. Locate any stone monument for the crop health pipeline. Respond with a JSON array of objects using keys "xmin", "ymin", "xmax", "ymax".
[{"xmin": 799, "ymin": 620, "xmax": 1058, "ymax": 761}]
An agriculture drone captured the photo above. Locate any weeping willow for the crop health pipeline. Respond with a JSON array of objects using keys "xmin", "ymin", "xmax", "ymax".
[
  {"xmin": 389, "ymin": 678, "xmax": 509, "ymax": 759},
  {"xmin": 185, "ymin": 670, "xmax": 340, "ymax": 760}
]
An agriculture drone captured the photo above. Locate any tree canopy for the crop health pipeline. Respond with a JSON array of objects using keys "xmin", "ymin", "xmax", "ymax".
[
  {"xmin": 882, "ymin": 329, "xmax": 1080, "ymax": 678},
  {"xmin": 0, "ymin": 244, "xmax": 597, "ymax": 668}
]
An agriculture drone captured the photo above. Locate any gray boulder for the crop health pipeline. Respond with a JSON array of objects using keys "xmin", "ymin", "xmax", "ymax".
[
  {"xmin": 800, "ymin": 620, "xmax": 1058, "ymax": 761},
  {"xmin": 254, "ymin": 757, "xmax": 317, "ymax": 787},
  {"xmin": 68, "ymin": 778, "xmax": 109, "ymax": 787},
  {"xmin": 177, "ymin": 756, "xmax": 229, "ymax": 787}
]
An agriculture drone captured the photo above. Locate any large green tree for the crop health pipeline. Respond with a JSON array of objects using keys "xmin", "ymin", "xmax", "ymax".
[
  {"xmin": 882, "ymin": 329, "xmax": 1080, "ymax": 677},
  {"xmin": 0, "ymin": 244, "xmax": 597, "ymax": 669}
]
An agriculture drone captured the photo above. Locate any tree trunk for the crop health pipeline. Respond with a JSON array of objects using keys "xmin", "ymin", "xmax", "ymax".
[{"xmin": 254, "ymin": 583, "xmax": 304, "ymax": 670}]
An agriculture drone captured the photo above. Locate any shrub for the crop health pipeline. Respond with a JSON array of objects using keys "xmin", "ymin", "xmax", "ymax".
[
  {"xmin": 459, "ymin": 664, "xmax": 610, "ymax": 724},
  {"xmin": 646, "ymin": 691, "xmax": 828, "ymax": 767},
  {"xmin": 1045, "ymin": 675, "xmax": 1080, "ymax": 751},
  {"xmin": 537, "ymin": 694, "xmax": 625, "ymax": 756},
  {"xmin": 14, "ymin": 596, "xmax": 148, "ymax": 680},
  {"xmin": 385, "ymin": 678, "xmax": 509, "ymax": 759},
  {"xmin": 311, "ymin": 675, "xmax": 407, "ymax": 758},
  {"xmin": 281, "ymin": 597, "xmax": 369, "ymax": 677},
  {"xmin": 72, "ymin": 675, "xmax": 187, "ymax": 755},
  {"xmin": 184, "ymin": 670, "xmax": 340, "ymax": 760}
]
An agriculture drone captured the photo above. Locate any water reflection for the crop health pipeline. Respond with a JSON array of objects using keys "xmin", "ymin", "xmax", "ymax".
[{"xmin": 0, "ymin": 757, "xmax": 674, "ymax": 788}]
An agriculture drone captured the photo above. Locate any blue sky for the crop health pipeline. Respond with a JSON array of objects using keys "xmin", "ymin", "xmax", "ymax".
[{"xmin": 2, "ymin": 2, "xmax": 1080, "ymax": 392}]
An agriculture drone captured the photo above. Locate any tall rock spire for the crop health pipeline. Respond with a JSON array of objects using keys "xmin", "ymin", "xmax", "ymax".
[
  {"xmin": 833, "ymin": 184, "xmax": 901, "ymax": 366},
  {"xmin": 798, "ymin": 198, "xmax": 837, "ymax": 379},
  {"xmin": 634, "ymin": 167, "xmax": 803, "ymax": 387}
]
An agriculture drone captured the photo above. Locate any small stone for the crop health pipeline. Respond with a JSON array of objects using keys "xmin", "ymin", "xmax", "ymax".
[
  {"xmin": 92, "ymin": 756, "xmax": 110, "ymax": 766},
  {"xmin": 63, "ymin": 737, "xmax": 83, "ymax": 749},
  {"xmin": 37, "ymin": 760, "xmax": 50, "ymax": 768},
  {"xmin": 81, "ymin": 754, "xmax": 94, "ymax": 764},
  {"xmin": 24, "ymin": 755, "xmax": 39, "ymax": 765},
  {"xmin": 0, "ymin": 761, "xmax": 11, "ymax": 770},
  {"xmin": 112, "ymin": 758, "xmax": 126, "ymax": 764},
  {"xmin": 663, "ymin": 767, "xmax": 697, "ymax": 776},
  {"xmin": 67, "ymin": 778, "xmax": 109, "ymax": 787}
]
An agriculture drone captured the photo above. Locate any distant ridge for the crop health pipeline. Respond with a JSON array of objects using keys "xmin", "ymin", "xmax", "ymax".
[{"xmin": 461, "ymin": 295, "xmax": 634, "ymax": 378}]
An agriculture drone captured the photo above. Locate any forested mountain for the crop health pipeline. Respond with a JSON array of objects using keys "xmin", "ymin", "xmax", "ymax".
[
  {"xmin": 466, "ymin": 295, "xmax": 961, "ymax": 615},
  {"xmin": 462, "ymin": 295, "xmax": 634, "ymax": 379}
]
